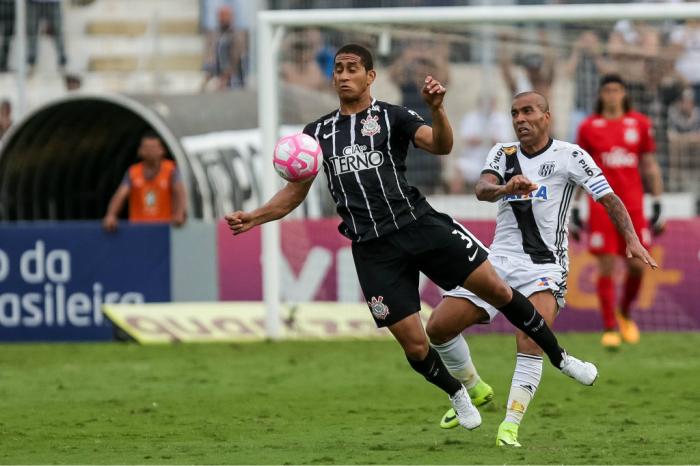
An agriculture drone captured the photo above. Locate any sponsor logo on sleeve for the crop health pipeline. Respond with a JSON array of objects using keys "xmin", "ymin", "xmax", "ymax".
[
  {"xmin": 502, "ymin": 145, "xmax": 518, "ymax": 156},
  {"xmin": 407, "ymin": 109, "xmax": 424, "ymax": 121}
]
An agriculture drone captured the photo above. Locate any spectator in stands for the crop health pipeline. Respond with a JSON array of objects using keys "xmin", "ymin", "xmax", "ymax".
[
  {"xmin": 308, "ymin": 28, "xmax": 335, "ymax": 81},
  {"xmin": 200, "ymin": 0, "xmax": 249, "ymax": 32},
  {"xmin": 449, "ymin": 95, "xmax": 512, "ymax": 194},
  {"xmin": 669, "ymin": 19, "xmax": 700, "ymax": 108},
  {"xmin": 646, "ymin": 40, "xmax": 686, "ymax": 156},
  {"xmin": 281, "ymin": 29, "xmax": 331, "ymax": 92},
  {"xmin": 607, "ymin": 20, "xmax": 659, "ymax": 114},
  {"xmin": 667, "ymin": 88, "xmax": 700, "ymax": 191},
  {"xmin": 0, "ymin": 0, "xmax": 14, "ymax": 72},
  {"xmin": 390, "ymin": 37, "xmax": 450, "ymax": 194},
  {"xmin": 565, "ymin": 30, "xmax": 613, "ymax": 140},
  {"xmin": 500, "ymin": 29, "xmax": 556, "ymax": 102},
  {"xmin": 0, "ymin": 99, "xmax": 11, "ymax": 140},
  {"xmin": 668, "ymin": 88, "xmax": 700, "ymax": 135},
  {"xmin": 201, "ymin": 5, "xmax": 247, "ymax": 91},
  {"xmin": 27, "ymin": 0, "xmax": 68, "ymax": 72},
  {"xmin": 102, "ymin": 132, "xmax": 187, "ymax": 232}
]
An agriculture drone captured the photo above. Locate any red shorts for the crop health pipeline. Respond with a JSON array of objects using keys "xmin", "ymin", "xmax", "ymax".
[{"xmin": 588, "ymin": 200, "xmax": 650, "ymax": 256}]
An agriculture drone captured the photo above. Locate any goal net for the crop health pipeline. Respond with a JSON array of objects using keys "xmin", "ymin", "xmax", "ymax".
[{"xmin": 258, "ymin": 3, "xmax": 700, "ymax": 337}]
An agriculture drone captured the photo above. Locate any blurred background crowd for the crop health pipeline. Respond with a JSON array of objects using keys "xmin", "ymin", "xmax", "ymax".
[{"xmin": 1, "ymin": 0, "xmax": 699, "ymax": 211}]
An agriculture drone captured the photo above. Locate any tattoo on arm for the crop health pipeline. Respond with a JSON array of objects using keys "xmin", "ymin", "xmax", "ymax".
[
  {"xmin": 475, "ymin": 174, "xmax": 504, "ymax": 202},
  {"xmin": 599, "ymin": 193, "xmax": 637, "ymax": 241}
]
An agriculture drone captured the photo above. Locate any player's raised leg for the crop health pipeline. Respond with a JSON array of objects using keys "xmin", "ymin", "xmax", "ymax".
[
  {"xmin": 496, "ymin": 290, "xmax": 557, "ymax": 447},
  {"xmin": 462, "ymin": 260, "xmax": 597, "ymax": 385}
]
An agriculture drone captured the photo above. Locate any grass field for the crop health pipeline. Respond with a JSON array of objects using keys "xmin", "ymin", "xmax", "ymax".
[{"xmin": 0, "ymin": 333, "xmax": 698, "ymax": 464}]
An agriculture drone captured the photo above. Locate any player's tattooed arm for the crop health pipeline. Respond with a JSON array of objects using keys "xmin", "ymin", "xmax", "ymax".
[
  {"xmin": 226, "ymin": 179, "xmax": 314, "ymax": 235},
  {"xmin": 476, "ymin": 173, "xmax": 537, "ymax": 202},
  {"xmin": 598, "ymin": 193, "xmax": 658, "ymax": 269}
]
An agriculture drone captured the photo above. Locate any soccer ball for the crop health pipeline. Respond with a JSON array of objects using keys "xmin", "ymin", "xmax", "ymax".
[{"xmin": 272, "ymin": 133, "xmax": 322, "ymax": 182}]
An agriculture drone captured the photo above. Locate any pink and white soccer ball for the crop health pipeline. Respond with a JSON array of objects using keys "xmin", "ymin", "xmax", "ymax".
[{"xmin": 272, "ymin": 133, "xmax": 322, "ymax": 182}]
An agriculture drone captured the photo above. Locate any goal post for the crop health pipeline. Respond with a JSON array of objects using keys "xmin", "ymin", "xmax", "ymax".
[{"xmin": 257, "ymin": 3, "xmax": 700, "ymax": 339}]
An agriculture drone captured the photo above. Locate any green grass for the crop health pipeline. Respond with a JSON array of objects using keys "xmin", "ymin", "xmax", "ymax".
[{"xmin": 0, "ymin": 333, "xmax": 698, "ymax": 464}]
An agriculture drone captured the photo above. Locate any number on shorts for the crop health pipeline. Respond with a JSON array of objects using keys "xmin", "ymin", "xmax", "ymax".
[{"xmin": 451, "ymin": 229, "xmax": 473, "ymax": 248}]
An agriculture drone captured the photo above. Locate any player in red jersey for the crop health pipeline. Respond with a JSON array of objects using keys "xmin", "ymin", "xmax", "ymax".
[{"xmin": 574, "ymin": 74, "xmax": 664, "ymax": 348}]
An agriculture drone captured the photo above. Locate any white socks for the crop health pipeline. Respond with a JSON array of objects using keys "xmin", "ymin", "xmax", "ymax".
[
  {"xmin": 431, "ymin": 335, "xmax": 480, "ymax": 389},
  {"xmin": 504, "ymin": 353, "xmax": 543, "ymax": 425}
]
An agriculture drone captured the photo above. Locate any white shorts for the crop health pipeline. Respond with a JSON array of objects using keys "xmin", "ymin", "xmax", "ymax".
[{"xmin": 443, "ymin": 254, "xmax": 567, "ymax": 323}]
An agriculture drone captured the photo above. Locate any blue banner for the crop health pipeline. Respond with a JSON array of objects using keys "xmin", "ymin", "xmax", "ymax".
[{"xmin": 0, "ymin": 223, "xmax": 171, "ymax": 342}]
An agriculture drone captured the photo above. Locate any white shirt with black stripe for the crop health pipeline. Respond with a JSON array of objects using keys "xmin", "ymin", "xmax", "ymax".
[
  {"xmin": 482, "ymin": 139, "xmax": 613, "ymax": 270},
  {"xmin": 303, "ymin": 98, "xmax": 432, "ymax": 242}
]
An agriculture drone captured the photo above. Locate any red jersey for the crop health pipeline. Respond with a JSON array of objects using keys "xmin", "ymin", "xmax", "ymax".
[{"xmin": 576, "ymin": 111, "xmax": 655, "ymax": 211}]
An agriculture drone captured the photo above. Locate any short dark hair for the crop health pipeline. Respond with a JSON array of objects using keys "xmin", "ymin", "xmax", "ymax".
[
  {"xmin": 141, "ymin": 130, "xmax": 161, "ymax": 141},
  {"xmin": 513, "ymin": 91, "xmax": 549, "ymax": 112},
  {"xmin": 334, "ymin": 44, "xmax": 373, "ymax": 71},
  {"xmin": 595, "ymin": 74, "xmax": 631, "ymax": 114}
]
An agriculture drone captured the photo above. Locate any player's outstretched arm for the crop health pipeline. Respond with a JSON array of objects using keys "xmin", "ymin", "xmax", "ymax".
[
  {"xmin": 414, "ymin": 75, "xmax": 453, "ymax": 155},
  {"xmin": 475, "ymin": 173, "xmax": 538, "ymax": 202},
  {"xmin": 225, "ymin": 179, "xmax": 314, "ymax": 236},
  {"xmin": 598, "ymin": 193, "xmax": 658, "ymax": 269}
]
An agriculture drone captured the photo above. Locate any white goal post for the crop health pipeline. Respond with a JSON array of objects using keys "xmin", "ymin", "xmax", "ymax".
[{"xmin": 257, "ymin": 2, "xmax": 700, "ymax": 339}]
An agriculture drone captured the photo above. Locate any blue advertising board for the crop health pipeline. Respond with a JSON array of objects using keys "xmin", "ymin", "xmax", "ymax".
[{"xmin": 0, "ymin": 223, "xmax": 170, "ymax": 341}]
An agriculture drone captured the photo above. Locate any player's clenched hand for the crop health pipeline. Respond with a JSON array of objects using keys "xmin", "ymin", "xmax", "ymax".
[
  {"xmin": 503, "ymin": 175, "xmax": 538, "ymax": 196},
  {"xmin": 421, "ymin": 75, "xmax": 446, "ymax": 110},
  {"xmin": 626, "ymin": 240, "xmax": 658, "ymax": 269},
  {"xmin": 225, "ymin": 211, "xmax": 256, "ymax": 236}
]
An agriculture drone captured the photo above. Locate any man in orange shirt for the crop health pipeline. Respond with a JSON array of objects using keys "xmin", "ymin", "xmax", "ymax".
[{"xmin": 103, "ymin": 132, "xmax": 187, "ymax": 231}]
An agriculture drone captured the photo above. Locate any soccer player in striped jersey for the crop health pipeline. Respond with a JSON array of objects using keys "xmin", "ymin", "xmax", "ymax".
[
  {"xmin": 429, "ymin": 91, "xmax": 657, "ymax": 446},
  {"xmin": 227, "ymin": 45, "xmax": 599, "ymax": 432}
]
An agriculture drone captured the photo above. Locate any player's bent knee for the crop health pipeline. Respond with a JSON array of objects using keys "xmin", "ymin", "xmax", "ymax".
[
  {"xmin": 481, "ymin": 279, "xmax": 512, "ymax": 308},
  {"xmin": 425, "ymin": 314, "xmax": 458, "ymax": 345},
  {"xmin": 402, "ymin": 340, "xmax": 429, "ymax": 360}
]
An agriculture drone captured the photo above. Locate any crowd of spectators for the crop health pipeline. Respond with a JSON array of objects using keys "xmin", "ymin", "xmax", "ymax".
[{"xmin": 268, "ymin": 13, "xmax": 700, "ymax": 194}]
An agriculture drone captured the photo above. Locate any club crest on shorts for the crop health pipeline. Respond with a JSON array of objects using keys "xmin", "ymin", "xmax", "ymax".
[
  {"xmin": 502, "ymin": 145, "xmax": 517, "ymax": 156},
  {"xmin": 361, "ymin": 115, "xmax": 381, "ymax": 137},
  {"xmin": 368, "ymin": 296, "xmax": 389, "ymax": 320},
  {"xmin": 537, "ymin": 277, "xmax": 551, "ymax": 287},
  {"xmin": 538, "ymin": 161, "xmax": 556, "ymax": 177}
]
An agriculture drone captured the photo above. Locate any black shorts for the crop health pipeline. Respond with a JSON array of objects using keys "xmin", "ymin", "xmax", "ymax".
[{"xmin": 352, "ymin": 209, "xmax": 489, "ymax": 327}]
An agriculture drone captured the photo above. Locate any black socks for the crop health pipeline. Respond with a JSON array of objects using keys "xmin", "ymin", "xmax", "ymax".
[
  {"xmin": 497, "ymin": 288, "xmax": 565, "ymax": 368},
  {"xmin": 407, "ymin": 346, "xmax": 462, "ymax": 396}
]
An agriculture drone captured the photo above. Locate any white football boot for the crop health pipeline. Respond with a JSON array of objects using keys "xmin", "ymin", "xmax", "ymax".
[
  {"xmin": 448, "ymin": 386, "xmax": 482, "ymax": 430},
  {"xmin": 559, "ymin": 352, "xmax": 598, "ymax": 386}
]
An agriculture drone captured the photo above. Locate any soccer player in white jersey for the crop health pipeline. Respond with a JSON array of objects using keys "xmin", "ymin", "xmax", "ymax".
[{"xmin": 426, "ymin": 92, "xmax": 657, "ymax": 447}]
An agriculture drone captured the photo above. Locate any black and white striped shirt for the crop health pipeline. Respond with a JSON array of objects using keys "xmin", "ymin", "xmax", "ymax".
[{"xmin": 303, "ymin": 98, "xmax": 432, "ymax": 242}]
